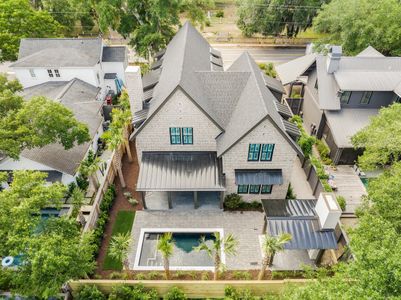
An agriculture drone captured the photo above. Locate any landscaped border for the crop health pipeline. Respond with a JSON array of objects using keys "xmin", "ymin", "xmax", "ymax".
[{"xmin": 133, "ymin": 228, "xmax": 224, "ymax": 271}]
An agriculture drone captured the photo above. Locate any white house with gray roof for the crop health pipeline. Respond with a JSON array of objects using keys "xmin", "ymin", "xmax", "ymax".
[
  {"xmin": 10, "ymin": 38, "xmax": 128, "ymax": 95},
  {"xmin": 129, "ymin": 22, "xmax": 302, "ymax": 209},
  {"xmin": 277, "ymin": 45, "xmax": 401, "ymax": 165}
]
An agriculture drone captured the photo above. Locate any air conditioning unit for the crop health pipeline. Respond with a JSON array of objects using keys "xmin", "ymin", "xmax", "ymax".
[{"xmin": 315, "ymin": 193, "xmax": 341, "ymax": 230}]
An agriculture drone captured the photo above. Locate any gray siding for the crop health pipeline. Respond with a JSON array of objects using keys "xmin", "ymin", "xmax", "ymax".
[
  {"xmin": 221, "ymin": 118, "xmax": 297, "ymax": 201},
  {"xmin": 341, "ymin": 91, "xmax": 394, "ymax": 109}
]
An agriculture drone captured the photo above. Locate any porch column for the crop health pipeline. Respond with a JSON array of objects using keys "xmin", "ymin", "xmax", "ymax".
[
  {"xmin": 194, "ymin": 191, "xmax": 198, "ymax": 209},
  {"xmin": 167, "ymin": 192, "xmax": 173, "ymax": 209},
  {"xmin": 141, "ymin": 191, "xmax": 147, "ymax": 210},
  {"xmin": 262, "ymin": 217, "xmax": 267, "ymax": 234},
  {"xmin": 219, "ymin": 192, "xmax": 224, "ymax": 209}
]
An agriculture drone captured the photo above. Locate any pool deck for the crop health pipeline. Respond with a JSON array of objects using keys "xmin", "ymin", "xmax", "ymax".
[{"xmin": 128, "ymin": 210, "xmax": 315, "ymax": 271}]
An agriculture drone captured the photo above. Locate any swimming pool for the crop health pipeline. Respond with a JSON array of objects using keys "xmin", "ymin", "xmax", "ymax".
[{"xmin": 134, "ymin": 228, "xmax": 224, "ymax": 270}]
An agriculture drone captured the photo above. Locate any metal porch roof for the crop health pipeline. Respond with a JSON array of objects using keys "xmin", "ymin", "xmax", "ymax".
[
  {"xmin": 137, "ymin": 152, "xmax": 225, "ymax": 191},
  {"xmin": 235, "ymin": 169, "xmax": 283, "ymax": 185},
  {"xmin": 267, "ymin": 219, "xmax": 337, "ymax": 250},
  {"xmin": 262, "ymin": 199, "xmax": 317, "ymax": 218}
]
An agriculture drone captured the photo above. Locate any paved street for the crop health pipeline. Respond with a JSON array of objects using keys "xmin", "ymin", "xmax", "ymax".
[{"xmin": 211, "ymin": 44, "xmax": 306, "ymax": 67}]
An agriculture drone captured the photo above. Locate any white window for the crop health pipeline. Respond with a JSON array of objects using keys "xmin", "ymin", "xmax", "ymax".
[
  {"xmin": 47, "ymin": 69, "xmax": 54, "ymax": 78},
  {"xmin": 54, "ymin": 69, "xmax": 60, "ymax": 77},
  {"xmin": 29, "ymin": 69, "xmax": 36, "ymax": 78}
]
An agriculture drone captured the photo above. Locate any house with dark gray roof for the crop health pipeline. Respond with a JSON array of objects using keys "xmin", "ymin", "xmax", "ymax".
[
  {"xmin": 10, "ymin": 38, "xmax": 128, "ymax": 97},
  {"xmin": 276, "ymin": 45, "xmax": 401, "ymax": 164},
  {"xmin": 0, "ymin": 78, "xmax": 103, "ymax": 185},
  {"xmin": 129, "ymin": 22, "xmax": 301, "ymax": 210}
]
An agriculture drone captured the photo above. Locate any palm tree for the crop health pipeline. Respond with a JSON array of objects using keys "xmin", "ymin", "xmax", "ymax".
[
  {"xmin": 194, "ymin": 232, "xmax": 238, "ymax": 280},
  {"xmin": 111, "ymin": 107, "xmax": 133, "ymax": 163},
  {"xmin": 108, "ymin": 232, "xmax": 131, "ymax": 270},
  {"xmin": 79, "ymin": 153, "xmax": 101, "ymax": 190},
  {"xmin": 157, "ymin": 232, "xmax": 174, "ymax": 280},
  {"xmin": 107, "ymin": 126, "xmax": 126, "ymax": 188},
  {"xmin": 258, "ymin": 233, "xmax": 292, "ymax": 280}
]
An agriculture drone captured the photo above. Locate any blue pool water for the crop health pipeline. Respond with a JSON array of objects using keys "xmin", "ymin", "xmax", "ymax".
[{"xmin": 173, "ymin": 233, "xmax": 214, "ymax": 253}]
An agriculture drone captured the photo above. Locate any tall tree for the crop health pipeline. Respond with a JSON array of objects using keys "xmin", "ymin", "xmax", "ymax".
[
  {"xmin": 313, "ymin": 0, "xmax": 401, "ymax": 56},
  {"xmin": 352, "ymin": 103, "xmax": 401, "ymax": 170},
  {"xmin": 194, "ymin": 232, "xmax": 238, "ymax": 280},
  {"xmin": 0, "ymin": 75, "xmax": 90, "ymax": 159},
  {"xmin": 0, "ymin": 0, "xmax": 62, "ymax": 61},
  {"xmin": 0, "ymin": 171, "xmax": 96, "ymax": 298},
  {"xmin": 157, "ymin": 232, "xmax": 174, "ymax": 280},
  {"xmin": 258, "ymin": 233, "xmax": 291, "ymax": 280},
  {"xmin": 237, "ymin": 0, "xmax": 327, "ymax": 38}
]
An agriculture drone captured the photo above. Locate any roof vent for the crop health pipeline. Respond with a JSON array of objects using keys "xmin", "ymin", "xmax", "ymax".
[{"xmin": 315, "ymin": 192, "xmax": 341, "ymax": 230}]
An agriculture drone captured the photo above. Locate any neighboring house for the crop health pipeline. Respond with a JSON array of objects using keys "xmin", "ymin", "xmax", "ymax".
[
  {"xmin": 0, "ymin": 78, "xmax": 103, "ymax": 185},
  {"xmin": 9, "ymin": 38, "xmax": 128, "ymax": 96},
  {"xmin": 130, "ymin": 22, "xmax": 302, "ymax": 209},
  {"xmin": 261, "ymin": 193, "xmax": 344, "ymax": 269},
  {"xmin": 276, "ymin": 46, "xmax": 401, "ymax": 165}
]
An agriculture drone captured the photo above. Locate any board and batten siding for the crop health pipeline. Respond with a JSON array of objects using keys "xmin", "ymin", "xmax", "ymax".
[
  {"xmin": 135, "ymin": 88, "xmax": 222, "ymax": 162},
  {"xmin": 221, "ymin": 118, "xmax": 297, "ymax": 201}
]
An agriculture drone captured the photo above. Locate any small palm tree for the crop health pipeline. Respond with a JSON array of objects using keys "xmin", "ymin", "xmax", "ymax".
[
  {"xmin": 111, "ymin": 106, "xmax": 133, "ymax": 163},
  {"xmin": 157, "ymin": 232, "xmax": 174, "ymax": 280},
  {"xmin": 194, "ymin": 232, "xmax": 238, "ymax": 280},
  {"xmin": 258, "ymin": 233, "xmax": 292, "ymax": 280},
  {"xmin": 70, "ymin": 186, "xmax": 85, "ymax": 218},
  {"xmin": 108, "ymin": 232, "xmax": 131, "ymax": 270},
  {"xmin": 107, "ymin": 126, "xmax": 126, "ymax": 188},
  {"xmin": 79, "ymin": 154, "xmax": 101, "ymax": 190}
]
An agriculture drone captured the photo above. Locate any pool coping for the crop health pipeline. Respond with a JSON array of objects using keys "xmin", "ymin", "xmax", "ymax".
[{"xmin": 133, "ymin": 228, "xmax": 224, "ymax": 271}]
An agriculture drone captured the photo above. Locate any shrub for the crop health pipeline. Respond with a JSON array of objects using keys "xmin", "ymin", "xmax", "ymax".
[
  {"xmin": 75, "ymin": 285, "xmax": 105, "ymax": 300},
  {"xmin": 0, "ymin": 268, "xmax": 13, "ymax": 291},
  {"xmin": 286, "ymin": 183, "xmax": 296, "ymax": 199},
  {"xmin": 224, "ymin": 286, "xmax": 258, "ymax": 300},
  {"xmin": 310, "ymin": 156, "xmax": 328, "ymax": 180},
  {"xmin": 135, "ymin": 273, "xmax": 146, "ymax": 280},
  {"xmin": 76, "ymin": 174, "xmax": 89, "ymax": 191},
  {"xmin": 147, "ymin": 271, "xmax": 160, "ymax": 280},
  {"xmin": 337, "ymin": 196, "xmax": 346, "ymax": 211},
  {"xmin": 316, "ymin": 139, "xmax": 333, "ymax": 165},
  {"xmin": 201, "ymin": 272, "xmax": 210, "ymax": 280},
  {"xmin": 322, "ymin": 181, "xmax": 333, "ymax": 192},
  {"xmin": 258, "ymin": 62, "xmax": 277, "ymax": 78},
  {"xmin": 224, "ymin": 193, "xmax": 243, "ymax": 209},
  {"xmin": 289, "ymin": 115, "xmax": 316, "ymax": 157},
  {"xmin": 108, "ymin": 284, "xmax": 158, "ymax": 300},
  {"xmin": 109, "ymin": 272, "xmax": 122, "ymax": 279},
  {"xmin": 205, "ymin": 19, "xmax": 211, "ymax": 27},
  {"xmin": 233, "ymin": 271, "xmax": 252, "ymax": 280},
  {"xmin": 215, "ymin": 10, "xmax": 224, "ymax": 18},
  {"xmin": 164, "ymin": 286, "xmax": 187, "ymax": 300}
]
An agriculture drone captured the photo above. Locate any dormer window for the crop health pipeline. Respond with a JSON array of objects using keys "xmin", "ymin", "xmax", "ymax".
[
  {"xmin": 29, "ymin": 69, "xmax": 36, "ymax": 78},
  {"xmin": 54, "ymin": 69, "xmax": 60, "ymax": 77},
  {"xmin": 47, "ymin": 69, "xmax": 54, "ymax": 78}
]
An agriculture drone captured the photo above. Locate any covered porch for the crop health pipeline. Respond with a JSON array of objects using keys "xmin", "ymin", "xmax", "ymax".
[{"xmin": 137, "ymin": 152, "xmax": 225, "ymax": 210}]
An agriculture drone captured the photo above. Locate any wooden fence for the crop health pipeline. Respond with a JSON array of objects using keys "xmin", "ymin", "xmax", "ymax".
[
  {"xmin": 302, "ymin": 158, "xmax": 325, "ymax": 198},
  {"xmin": 69, "ymin": 279, "xmax": 310, "ymax": 298}
]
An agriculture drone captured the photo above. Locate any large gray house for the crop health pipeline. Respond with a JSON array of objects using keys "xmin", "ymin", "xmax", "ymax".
[
  {"xmin": 129, "ymin": 22, "xmax": 302, "ymax": 209},
  {"xmin": 277, "ymin": 46, "xmax": 401, "ymax": 165}
]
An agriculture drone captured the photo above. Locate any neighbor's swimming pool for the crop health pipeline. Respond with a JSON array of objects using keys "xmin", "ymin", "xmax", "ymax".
[{"xmin": 134, "ymin": 228, "xmax": 224, "ymax": 270}]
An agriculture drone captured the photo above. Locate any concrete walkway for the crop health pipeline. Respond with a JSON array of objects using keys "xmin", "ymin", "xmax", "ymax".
[{"xmin": 290, "ymin": 159, "xmax": 314, "ymax": 199}]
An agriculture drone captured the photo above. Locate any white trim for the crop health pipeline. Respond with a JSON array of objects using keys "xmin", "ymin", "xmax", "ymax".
[{"xmin": 133, "ymin": 228, "xmax": 224, "ymax": 271}]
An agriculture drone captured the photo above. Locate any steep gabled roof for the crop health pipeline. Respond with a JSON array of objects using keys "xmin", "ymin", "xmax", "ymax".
[
  {"xmin": 276, "ymin": 54, "xmax": 317, "ymax": 85},
  {"xmin": 216, "ymin": 52, "xmax": 302, "ymax": 156},
  {"xmin": 10, "ymin": 38, "xmax": 102, "ymax": 68}
]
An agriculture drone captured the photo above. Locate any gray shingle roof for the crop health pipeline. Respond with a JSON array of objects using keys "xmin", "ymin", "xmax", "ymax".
[
  {"xmin": 131, "ymin": 22, "xmax": 302, "ymax": 157},
  {"xmin": 276, "ymin": 54, "xmax": 317, "ymax": 85},
  {"xmin": 11, "ymin": 38, "xmax": 102, "ymax": 68},
  {"xmin": 262, "ymin": 73, "xmax": 285, "ymax": 93},
  {"xmin": 21, "ymin": 79, "xmax": 103, "ymax": 175}
]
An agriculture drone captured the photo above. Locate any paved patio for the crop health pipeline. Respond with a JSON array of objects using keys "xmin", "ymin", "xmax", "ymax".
[
  {"xmin": 329, "ymin": 165, "xmax": 367, "ymax": 214},
  {"xmin": 128, "ymin": 210, "xmax": 265, "ymax": 270}
]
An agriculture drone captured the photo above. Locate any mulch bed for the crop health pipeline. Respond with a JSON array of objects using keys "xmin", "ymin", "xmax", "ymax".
[{"xmin": 95, "ymin": 142, "xmax": 144, "ymax": 276}]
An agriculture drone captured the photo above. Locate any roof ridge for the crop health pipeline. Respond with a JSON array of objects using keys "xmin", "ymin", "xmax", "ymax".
[{"xmin": 56, "ymin": 79, "xmax": 76, "ymax": 101}]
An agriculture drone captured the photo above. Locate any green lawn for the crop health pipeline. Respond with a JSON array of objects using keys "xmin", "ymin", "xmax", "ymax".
[{"xmin": 103, "ymin": 210, "xmax": 135, "ymax": 270}]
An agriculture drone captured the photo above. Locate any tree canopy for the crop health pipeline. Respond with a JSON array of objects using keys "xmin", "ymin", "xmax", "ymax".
[
  {"xmin": 0, "ymin": 75, "xmax": 90, "ymax": 159},
  {"xmin": 313, "ymin": 0, "xmax": 401, "ymax": 56},
  {"xmin": 0, "ymin": 171, "xmax": 96, "ymax": 298},
  {"xmin": 351, "ymin": 103, "xmax": 401, "ymax": 170},
  {"xmin": 0, "ymin": 0, "xmax": 62, "ymax": 61},
  {"xmin": 237, "ymin": 0, "xmax": 327, "ymax": 38}
]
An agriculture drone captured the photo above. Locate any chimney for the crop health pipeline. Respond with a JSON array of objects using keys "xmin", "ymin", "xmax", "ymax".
[
  {"xmin": 315, "ymin": 193, "xmax": 341, "ymax": 230},
  {"xmin": 326, "ymin": 46, "xmax": 342, "ymax": 74},
  {"xmin": 124, "ymin": 66, "xmax": 143, "ymax": 115}
]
